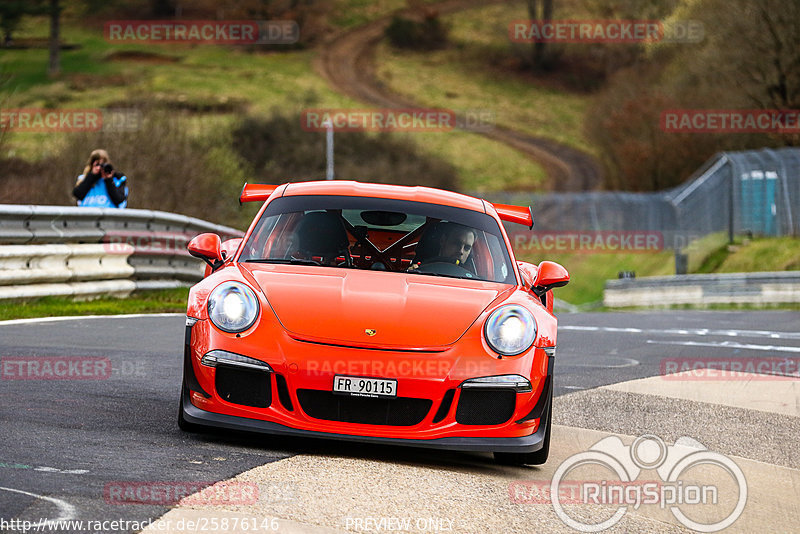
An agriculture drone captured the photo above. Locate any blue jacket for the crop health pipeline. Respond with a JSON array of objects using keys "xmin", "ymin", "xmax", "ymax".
[{"xmin": 74, "ymin": 172, "xmax": 128, "ymax": 208}]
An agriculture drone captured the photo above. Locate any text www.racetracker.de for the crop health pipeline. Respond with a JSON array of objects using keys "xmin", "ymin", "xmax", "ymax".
[{"xmin": 0, "ymin": 516, "xmax": 281, "ymax": 533}]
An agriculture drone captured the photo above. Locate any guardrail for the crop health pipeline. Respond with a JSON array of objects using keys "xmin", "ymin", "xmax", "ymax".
[
  {"xmin": 604, "ymin": 271, "xmax": 800, "ymax": 308},
  {"xmin": 0, "ymin": 205, "xmax": 243, "ymax": 300}
]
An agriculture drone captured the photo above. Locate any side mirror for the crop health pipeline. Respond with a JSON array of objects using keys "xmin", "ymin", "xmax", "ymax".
[
  {"xmin": 188, "ymin": 233, "xmax": 224, "ymax": 270},
  {"xmin": 532, "ymin": 261, "xmax": 569, "ymax": 297},
  {"xmin": 220, "ymin": 238, "xmax": 242, "ymax": 261}
]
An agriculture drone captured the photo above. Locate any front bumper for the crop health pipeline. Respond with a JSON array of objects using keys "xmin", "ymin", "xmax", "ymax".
[
  {"xmin": 181, "ymin": 318, "xmax": 554, "ymax": 453},
  {"xmin": 180, "ymin": 384, "xmax": 551, "ymax": 453}
]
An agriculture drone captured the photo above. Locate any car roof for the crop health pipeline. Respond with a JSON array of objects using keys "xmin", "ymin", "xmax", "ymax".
[{"xmin": 280, "ymin": 180, "xmax": 487, "ymax": 213}]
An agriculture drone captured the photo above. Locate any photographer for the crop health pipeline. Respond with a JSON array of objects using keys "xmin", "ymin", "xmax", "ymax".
[{"xmin": 72, "ymin": 149, "xmax": 129, "ymax": 208}]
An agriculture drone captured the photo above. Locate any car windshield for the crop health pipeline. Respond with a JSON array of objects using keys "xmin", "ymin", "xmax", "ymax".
[{"xmin": 239, "ymin": 195, "xmax": 516, "ymax": 284}]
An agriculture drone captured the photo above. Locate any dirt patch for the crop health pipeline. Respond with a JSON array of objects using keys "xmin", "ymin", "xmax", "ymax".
[
  {"xmin": 104, "ymin": 95, "xmax": 249, "ymax": 114},
  {"xmin": 3, "ymin": 38, "xmax": 80, "ymax": 50},
  {"xmin": 67, "ymin": 73, "xmax": 130, "ymax": 91},
  {"xmin": 104, "ymin": 50, "xmax": 181, "ymax": 63},
  {"xmin": 314, "ymin": 0, "xmax": 604, "ymax": 192},
  {"xmin": 481, "ymin": 50, "xmax": 607, "ymax": 95}
]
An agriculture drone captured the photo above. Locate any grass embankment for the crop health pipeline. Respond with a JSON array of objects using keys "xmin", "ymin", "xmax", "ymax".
[
  {"xmin": 1, "ymin": 237, "xmax": 797, "ymax": 319},
  {"xmin": 517, "ymin": 250, "xmax": 675, "ymax": 305},
  {"xmin": 1, "ymin": 8, "xmax": 544, "ymax": 194},
  {"xmin": 0, "ymin": 288, "xmax": 190, "ymax": 321},
  {"xmin": 519, "ymin": 234, "xmax": 800, "ymax": 306},
  {"xmin": 374, "ymin": 3, "xmax": 595, "ymax": 158}
]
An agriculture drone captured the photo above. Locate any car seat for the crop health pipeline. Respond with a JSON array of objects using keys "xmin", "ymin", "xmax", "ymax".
[{"xmin": 292, "ymin": 211, "xmax": 352, "ymax": 266}]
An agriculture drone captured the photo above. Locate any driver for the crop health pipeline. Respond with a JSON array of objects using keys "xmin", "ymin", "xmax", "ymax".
[
  {"xmin": 409, "ymin": 222, "xmax": 477, "ymax": 271},
  {"xmin": 438, "ymin": 223, "xmax": 476, "ymax": 266}
]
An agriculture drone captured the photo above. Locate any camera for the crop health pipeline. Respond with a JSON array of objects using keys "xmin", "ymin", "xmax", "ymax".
[{"xmin": 101, "ymin": 163, "xmax": 114, "ymax": 174}]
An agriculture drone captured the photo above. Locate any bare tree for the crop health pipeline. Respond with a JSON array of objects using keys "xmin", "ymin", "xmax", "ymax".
[
  {"xmin": 676, "ymin": 0, "xmax": 800, "ymax": 111},
  {"xmin": 527, "ymin": 0, "xmax": 553, "ymax": 70},
  {"xmin": 48, "ymin": 0, "xmax": 60, "ymax": 77}
]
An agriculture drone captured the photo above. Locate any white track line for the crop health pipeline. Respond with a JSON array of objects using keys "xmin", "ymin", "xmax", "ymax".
[
  {"xmin": 0, "ymin": 486, "xmax": 76, "ymax": 527},
  {"xmin": 562, "ymin": 325, "xmax": 800, "ymax": 340},
  {"xmin": 0, "ymin": 313, "xmax": 183, "ymax": 327},
  {"xmin": 646, "ymin": 339, "xmax": 800, "ymax": 354}
]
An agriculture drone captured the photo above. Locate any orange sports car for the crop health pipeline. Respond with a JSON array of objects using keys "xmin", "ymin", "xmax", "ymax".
[{"xmin": 179, "ymin": 180, "xmax": 569, "ymax": 465}]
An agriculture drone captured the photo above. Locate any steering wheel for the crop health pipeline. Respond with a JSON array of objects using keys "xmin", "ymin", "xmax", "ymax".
[{"xmin": 414, "ymin": 256, "xmax": 476, "ymax": 278}]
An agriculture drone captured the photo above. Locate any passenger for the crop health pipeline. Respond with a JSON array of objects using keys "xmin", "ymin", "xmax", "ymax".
[{"xmin": 72, "ymin": 149, "xmax": 129, "ymax": 208}]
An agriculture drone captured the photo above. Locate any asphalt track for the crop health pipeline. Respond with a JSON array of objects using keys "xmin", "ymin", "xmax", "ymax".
[{"xmin": 1, "ymin": 311, "xmax": 798, "ymax": 533}]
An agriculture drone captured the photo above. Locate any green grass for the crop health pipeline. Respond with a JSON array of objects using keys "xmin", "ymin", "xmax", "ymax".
[
  {"xmin": 0, "ymin": 288, "xmax": 190, "ymax": 321},
  {"xmin": 374, "ymin": 3, "xmax": 595, "ymax": 155},
  {"xmin": 404, "ymin": 131, "xmax": 547, "ymax": 192},
  {"xmin": 517, "ymin": 249, "xmax": 675, "ymax": 305},
  {"xmin": 2, "ymin": 236, "xmax": 797, "ymax": 319},
  {"xmin": 612, "ymin": 303, "xmax": 800, "ymax": 312},
  {"xmin": 713, "ymin": 237, "xmax": 800, "ymax": 273},
  {"xmin": 526, "ymin": 235, "xmax": 800, "ymax": 307},
  {"xmin": 331, "ymin": 0, "xmax": 442, "ymax": 29},
  {"xmin": 1, "ymin": 13, "xmax": 542, "ymax": 190}
]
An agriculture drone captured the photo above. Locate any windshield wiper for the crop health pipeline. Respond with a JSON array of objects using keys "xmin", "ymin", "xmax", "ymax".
[
  {"xmin": 243, "ymin": 258, "xmax": 323, "ymax": 266},
  {"xmin": 406, "ymin": 270, "xmax": 467, "ymax": 280}
]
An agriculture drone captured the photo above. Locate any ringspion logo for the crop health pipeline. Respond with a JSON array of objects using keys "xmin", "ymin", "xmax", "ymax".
[{"xmin": 547, "ymin": 435, "xmax": 747, "ymax": 532}]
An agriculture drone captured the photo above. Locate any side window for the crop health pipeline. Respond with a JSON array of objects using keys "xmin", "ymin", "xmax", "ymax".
[
  {"xmin": 262, "ymin": 212, "xmax": 302, "ymax": 258},
  {"xmin": 485, "ymin": 233, "xmax": 512, "ymax": 283}
]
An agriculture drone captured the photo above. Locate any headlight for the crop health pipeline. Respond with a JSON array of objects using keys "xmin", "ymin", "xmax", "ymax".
[
  {"xmin": 484, "ymin": 305, "xmax": 537, "ymax": 356},
  {"xmin": 208, "ymin": 282, "xmax": 259, "ymax": 333}
]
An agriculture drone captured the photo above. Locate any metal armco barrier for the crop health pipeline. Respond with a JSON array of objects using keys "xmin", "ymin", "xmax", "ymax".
[
  {"xmin": 0, "ymin": 205, "xmax": 243, "ymax": 300},
  {"xmin": 604, "ymin": 272, "xmax": 800, "ymax": 308}
]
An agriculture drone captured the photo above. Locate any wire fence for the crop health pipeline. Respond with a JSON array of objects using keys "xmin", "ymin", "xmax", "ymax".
[{"xmin": 482, "ymin": 147, "xmax": 800, "ymax": 249}]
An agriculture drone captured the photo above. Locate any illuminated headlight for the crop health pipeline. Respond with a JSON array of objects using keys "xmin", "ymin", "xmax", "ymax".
[
  {"xmin": 484, "ymin": 305, "xmax": 537, "ymax": 356},
  {"xmin": 461, "ymin": 374, "xmax": 532, "ymax": 393},
  {"xmin": 201, "ymin": 350, "xmax": 272, "ymax": 372},
  {"xmin": 208, "ymin": 282, "xmax": 259, "ymax": 333}
]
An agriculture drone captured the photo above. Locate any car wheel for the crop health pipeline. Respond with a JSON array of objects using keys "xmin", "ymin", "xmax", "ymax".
[
  {"xmin": 493, "ymin": 392, "xmax": 552, "ymax": 466},
  {"xmin": 177, "ymin": 381, "xmax": 204, "ymax": 433}
]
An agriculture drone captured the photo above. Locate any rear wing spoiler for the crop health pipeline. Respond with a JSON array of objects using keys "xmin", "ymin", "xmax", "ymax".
[
  {"xmin": 492, "ymin": 203, "xmax": 534, "ymax": 229},
  {"xmin": 239, "ymin": 183, "xmax": 278, "ymax": 204},
  {"xmin": 238, "ymin": 183, "xmax": 534, "ymax": 228}
]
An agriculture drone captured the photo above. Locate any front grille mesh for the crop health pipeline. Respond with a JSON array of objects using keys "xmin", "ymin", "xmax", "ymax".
[{"xmin": 297, "ymin": 389, "xmax": 431, "ymax": 426}]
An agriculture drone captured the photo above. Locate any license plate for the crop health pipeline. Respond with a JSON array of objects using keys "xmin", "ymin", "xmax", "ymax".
[{"xmin": 333, "ymin": 375, "xmax": 397, "ymax": 398}]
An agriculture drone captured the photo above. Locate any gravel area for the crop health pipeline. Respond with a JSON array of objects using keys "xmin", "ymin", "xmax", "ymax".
[
  {"xmin": 554, "ymin": 388, "xmax": 800, "ymax": 469},
  {"xmin": 172, "ymin": 453, "xmax": 691, "ymax": 534}
]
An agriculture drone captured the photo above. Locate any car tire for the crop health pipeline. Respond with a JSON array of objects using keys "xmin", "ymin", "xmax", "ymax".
[
  {"xmin": 493, "ymin": 392, "xmax": 552, "ymax": 466},
  {"xmin": 177, "ymin": 381, "xmax": 204, "ymax": 433}
]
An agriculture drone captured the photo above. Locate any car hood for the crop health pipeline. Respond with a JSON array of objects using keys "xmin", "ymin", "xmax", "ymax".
[{"xmin": 245, "ymin": 265, "xmax": 512, "ymax": 348}]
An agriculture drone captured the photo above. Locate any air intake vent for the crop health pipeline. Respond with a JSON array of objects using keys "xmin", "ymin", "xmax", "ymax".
[
  {"xmin": 432, "ymin": 389, "xmax": 456, "ymax": 423},
  {"xmin": 215, "ymin": 365, "xmax": 271, "ymax": 408},
  {"xmin": 455, "ymin": 389, "xmax": 515, "ymax": 425},
  {"xmin": 275, "ymin": 373, "xmax": 293, "ymax": 411}
]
